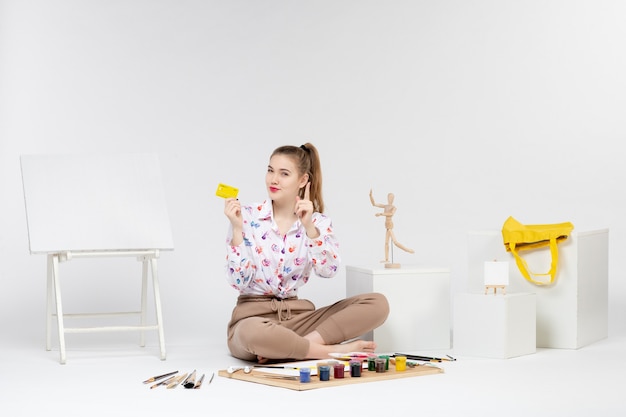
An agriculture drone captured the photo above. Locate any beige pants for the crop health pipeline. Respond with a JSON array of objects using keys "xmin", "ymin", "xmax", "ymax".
[{"xmin": 227, "ymin": 292, "xmax": 389, "ymax": 361}]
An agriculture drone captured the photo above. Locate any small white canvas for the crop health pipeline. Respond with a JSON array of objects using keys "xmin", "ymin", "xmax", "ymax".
[{"xmin": 484, "ymin": 261, "xmax": 509, "ymax": 286}]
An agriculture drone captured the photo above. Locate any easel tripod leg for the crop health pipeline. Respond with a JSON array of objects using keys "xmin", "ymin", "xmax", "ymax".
[
  {"xmin": 139, "ymin": 258, "xmax": 148, "ymax": 347},
  {"xmin": 51, "ymin": 255, "xmax": 67, "ymax": 364},
  {"xmin": 46, "ymin": 255, "xmax": 53, "ymax": 352},
  {"xmin": 150, "ymin": 257, "xmax": 166, "ymax": 360}
]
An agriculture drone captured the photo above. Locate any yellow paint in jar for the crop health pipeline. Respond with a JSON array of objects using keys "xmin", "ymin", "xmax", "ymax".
[{"xmin": 395, "ymin": 355, "xmax": 407, "ymax": 371}]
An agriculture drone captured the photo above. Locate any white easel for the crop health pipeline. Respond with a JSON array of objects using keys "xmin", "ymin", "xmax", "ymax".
[{"xmin": 21, "ymin": 153, "xmax": 174, "ymax": 364}]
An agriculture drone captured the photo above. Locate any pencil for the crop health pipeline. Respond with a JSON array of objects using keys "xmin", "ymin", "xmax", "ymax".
[
  {"xmin": 166, "ymin": 373, "xmax": 188, "ymax": 389},
  {"xmin": 193, "ymin": 374, "xmax": 205, "ymax": 389}
]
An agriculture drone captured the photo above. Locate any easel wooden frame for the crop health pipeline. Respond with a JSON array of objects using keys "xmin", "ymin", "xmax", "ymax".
[
  {"xmin": 484, "ymin": 284, "xmax": 507, "ymax": 295},
  {"xmin": 47, "ymin": 250, "xmax": 166, "ymax": 364}
]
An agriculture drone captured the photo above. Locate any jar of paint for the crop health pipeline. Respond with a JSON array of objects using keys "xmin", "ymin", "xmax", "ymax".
[
  {"xmin": 375, "ymin": 358, "xmax": 386, "ymax": 373},
  {"xmin": 299, "ymin": 367, "xmax": 311, "ymax": 383},
  {"xmin": 316, "ymin": 361, "xmax": 329, "ymax": 377},
  {"xmin": 378, "ymin": 355, "xmax": 390, "ymax": 370},
  {"xmin": 318, "ymin": 365, "xmax": 330, "ymax": 381},
  {"xmin": 350, "ymin": 360, "xmax": 362, "ymax": 377},
  {"xmin": 333, "ymin": 363, "xmax": 345, "ymax": 378},
  {"xmin": 395, "ymin": 355, "xmax": 407, "ymax": 371},
  {"xmin": 367, "ymin": 356, "xmax": 376, "ymax": 371}
]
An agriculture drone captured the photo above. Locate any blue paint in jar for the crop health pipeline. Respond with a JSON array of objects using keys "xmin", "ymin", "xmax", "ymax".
[
  {"xmin": 318, "ymin": 365, "xmax": 330, "ymax": 381},
  {"xmin": 299, "ymin": 367, "xmax": 311, "ymax": 383}
]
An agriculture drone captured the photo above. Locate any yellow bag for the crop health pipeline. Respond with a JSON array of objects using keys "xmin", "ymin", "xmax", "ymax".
[{"xmin": 501, "ymin": 216, "xmax": 574, "ymax": 286}]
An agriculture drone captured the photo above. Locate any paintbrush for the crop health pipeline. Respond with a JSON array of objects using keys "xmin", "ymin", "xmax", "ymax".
[
  {"xmin": 183, "ymin": 370, "xmax": 196, "ymax": 389},
  {"xmin": 150, "ymin": 374, "xmax": 178, "ymax": 389},
  {"xmin": 143, "ymin": 370, "xmax": 178, "ymax": 384}
]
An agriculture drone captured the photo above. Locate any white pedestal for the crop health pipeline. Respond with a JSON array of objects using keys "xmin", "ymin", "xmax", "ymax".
[
  {"xmin": 468, "ymin": 229, "xmax": 608, "ymax": 349},
  {"xmin": 346, "ymin": 265, "xmax": 450, "ymax": 352},
  {"xmin": 453, "ymin": 293, "xmax": 536, "ymax": 359}
]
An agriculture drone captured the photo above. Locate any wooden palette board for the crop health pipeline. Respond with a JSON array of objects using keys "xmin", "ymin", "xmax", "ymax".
[{"xmin": 218, "ymin": 363, "xmax": 444, "ymax": 391}]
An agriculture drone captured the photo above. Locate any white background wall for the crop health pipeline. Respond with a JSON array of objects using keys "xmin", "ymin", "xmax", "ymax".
[{"xmin": 1, "ymin": 0, "xmax": 624, "ymax": 351}]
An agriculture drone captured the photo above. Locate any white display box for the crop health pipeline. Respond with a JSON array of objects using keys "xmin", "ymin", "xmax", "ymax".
[
  {"xmin": 346, "ymin": 265, "xmax": 450, "ymax": 352},
  {"xmin": 453, "ymin": 293, "xmax": 536, "ymax": 359},
  {"xmin": 467, "ymin": 229, "xmax": 609, "ymax": 349}
]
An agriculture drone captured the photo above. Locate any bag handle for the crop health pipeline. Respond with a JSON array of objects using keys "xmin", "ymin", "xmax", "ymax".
[{"xmin": 508, "ymin": 237, "xmax": 559, "ymax": 285}]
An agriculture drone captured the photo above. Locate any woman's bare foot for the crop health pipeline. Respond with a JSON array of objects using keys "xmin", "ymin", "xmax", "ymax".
[
  {"xmin": 303, "ymin": 331, "xmax": 377, "ymax": 359},
  {"xmin": 336, "ymin": 339, "xmax": 377, "ymax": 353}
]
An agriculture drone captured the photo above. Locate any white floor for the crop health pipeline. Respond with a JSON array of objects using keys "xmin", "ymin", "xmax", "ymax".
[{"xmin": 2, "ymin": 333, "xmax": 625, "ymax": 416}]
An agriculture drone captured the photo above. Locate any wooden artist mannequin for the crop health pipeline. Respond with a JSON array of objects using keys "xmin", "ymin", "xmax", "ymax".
[{"xmin": 369, "ymin": 189, "xmax": 414, "ymax": 268}]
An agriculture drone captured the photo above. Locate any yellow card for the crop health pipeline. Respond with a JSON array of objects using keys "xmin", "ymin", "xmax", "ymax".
[{"xmin": 216, "ymin": 183, "xmax": 239, "ymax": 199}]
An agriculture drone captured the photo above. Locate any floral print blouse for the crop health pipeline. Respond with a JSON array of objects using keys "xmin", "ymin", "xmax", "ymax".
[{"xmin": 225, "ymin": 199, "xmax": 341, "ymax": 299}]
